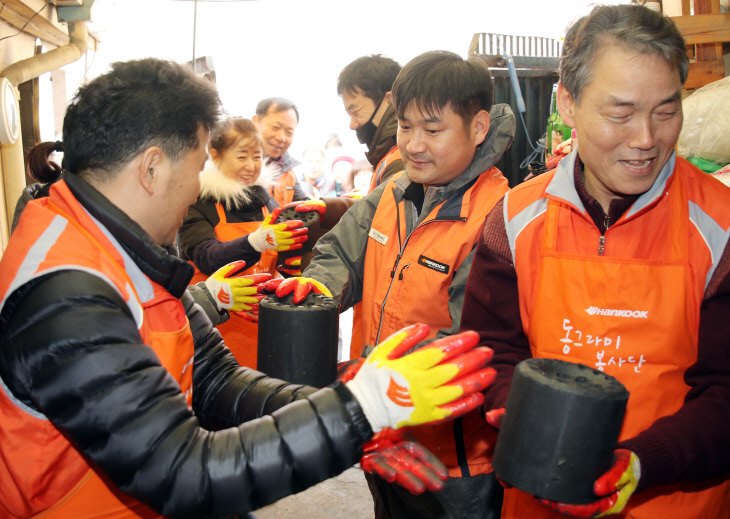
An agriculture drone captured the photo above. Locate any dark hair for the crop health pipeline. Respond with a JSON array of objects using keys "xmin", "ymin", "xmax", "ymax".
[
  {"xmin": 62, "ymin": 58, "xmax": 221, "ymax": 180},
  {"xmin": 255, "ymin": 97, "xmax": 300, "ymax": 123},
  {"xmin": 26, "ymin": 141, "xmax": 64, "ymax": 183},
  {"xmin": 210, "ymin": 117, "xmax": 262, "ymax": 155},
  {"xmin": 561, "ymin": 4, "xmax": 689, "ymax": 103},
  {"xmin": 392, "ymin": 50, "xmax": 494, "ymax": 129},
  {"xmin": 337, "ymin": 54, "xmax": 402, "ymax": 102}
]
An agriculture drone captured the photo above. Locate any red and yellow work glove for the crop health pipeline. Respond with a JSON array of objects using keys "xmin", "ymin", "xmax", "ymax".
[
  {"xmin": 262, "ymin": 276, "xmax": 332, "ymax": 303},
  {"xmin": 360, "ymin": 428, "xmax": 447, "ymax": 495},
  {"xmin": 248, "ymin": 207, "xmax": 308, "ymax": 253},
  {"xmin": 204, "ymin": 261, "xmax": 272, "ymax": 312},
  {"xmin": 342, "ymin": 188, "xmax": 365, "ymax": 200},
  {"xmin": 277, "ymin": 255, "xmax": 303, "ymax": 277},
  {"xmin": 538, "ymin": 449, "xmax": 640, "ymax": 517},
  {"xmin": 346, "ymin": 323, "xmax": 495, "ymax": 432},
  {"xmin": 282, "ymin": 199, "xmax": 326, "ymax": 219}
]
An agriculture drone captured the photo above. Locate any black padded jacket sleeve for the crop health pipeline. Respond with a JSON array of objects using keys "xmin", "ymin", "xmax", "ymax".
[{"xmin": 0, "ymin": 270, "xmax": 372, "ymax": 519}]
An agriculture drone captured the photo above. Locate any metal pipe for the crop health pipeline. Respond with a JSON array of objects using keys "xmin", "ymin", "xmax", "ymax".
[
  {"xmin": 0, "ymin": 21, "xmax": 89, "ymax": 248},
  {"xmin": 1, "ymin": 21, "xmax": 88, "ymax": 86}
]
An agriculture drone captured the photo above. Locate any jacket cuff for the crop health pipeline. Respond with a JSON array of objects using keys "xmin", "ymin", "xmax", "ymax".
[
  {"xmin": 188, "ymin": 282, "xmax": 228, "ymax": 326},
  {"xmin": 331, "ymin": 381, "xmax": 373, "ymax": 446}
]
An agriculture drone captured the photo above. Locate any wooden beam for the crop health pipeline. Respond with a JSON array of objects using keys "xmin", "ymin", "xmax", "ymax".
[
  {"xmin": 468, "ymin": 33, "xmax": 479, "ymax": 55},
  {"xmin": 672, "ymin": 13, "xmax": 730, "ymax": 44},
  {"xmin": 693, "ymin": 0, "xmax": 723, "ymax": 61},
  {"xmin": 0, "ymin": 0, "xmax": 70, "ymax": 48},
  {"xmin": 684, "ymin": 59, "xmax": 725, "ymax": 89}
]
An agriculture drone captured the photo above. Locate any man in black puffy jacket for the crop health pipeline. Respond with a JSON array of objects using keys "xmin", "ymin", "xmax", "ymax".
[{"xmin": 0, "ymin": 58, "xmax": 495, "ymax": 519}]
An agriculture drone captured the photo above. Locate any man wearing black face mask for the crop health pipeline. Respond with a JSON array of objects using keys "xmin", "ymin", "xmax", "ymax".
[{"xmin": 338, "ymin": 55, "xmax": 403, "ymax": 193}]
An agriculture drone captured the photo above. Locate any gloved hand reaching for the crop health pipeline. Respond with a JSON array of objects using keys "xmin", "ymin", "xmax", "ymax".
[
  {"xmin": 204, "ymin": 261, "xmax": 272, "ymax": 312},
  {"xmin": 282, "ymin": 199, "xmax": 326, "ymax": 218},
  {"xmin": 262, "ymin": 276, "xmax": 332, "ymax": 303},
  {"xmin": 346, "ymin": 323, "xmax": 496, "ymax": 432},
  {"xmin": 538, "ymin": 449, "xmax": 640, "ymax": 517},
  {"xmin": 360, "ymin": 428, "xmax": 447, "ymax": 495},
  {"xmin": 248, "ymin": 207, "xmax": 308, "ymax": 253}
]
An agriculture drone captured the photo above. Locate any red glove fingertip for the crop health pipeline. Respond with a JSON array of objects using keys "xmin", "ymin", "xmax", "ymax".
[
  {"xmin": 486, "ymin": 408, "xmax": 505, "ymax": 429},
  {"xmin": 594, "ymin": 449, "xmax": 632, "ymax": 496},
  {"xmin": 293, "ymin": 282, "xmax": 310, "ymax": 304},
  {"xmin": 274, "ymin": 277, "xmax": 297, "ymax": 298},
  {"xmin": 385, "ymin": 323, "xmax": 430, "ymax": 359},
  {"xmin": 425, "ymin": 330, "xmax": 480, "ymax": 359},
  {"xmin": 262, "ymin": 278, "xmax": 285, "ymax": 293},
  {"xmin": 222, "ymin": 260, "xmax": 248, "ymax": 278}
]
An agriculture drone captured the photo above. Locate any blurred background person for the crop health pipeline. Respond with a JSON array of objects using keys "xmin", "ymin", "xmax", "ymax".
[
  {"xmin": 332, "ymin": 155, "xmax": 355, "ymax": 196},
  {"xmin": 351, "ymin": 159, "xmax": 374, "ymax": 195},
  {"xmin": 323, "ymin": 132, "xmax": 345, "ymax": 174},
  {"xmin": 253, "ymin": 97, "xmax": 309, "ymax": 206},
  {"xmin": 11, "ymin": 141, "xmax": 64, "ymax": 232},
  {"xmin": 298, "ymin": 146, "xmax": 336, "ymax": 198}
]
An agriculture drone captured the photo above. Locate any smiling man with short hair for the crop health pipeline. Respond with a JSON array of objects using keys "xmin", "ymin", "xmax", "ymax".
[
  {"xmin": 463, "ymin": 5, "xmax": 730, "ymax": 518},
  {"xmin": 289, "ymin": 49, "xmax": 517, "ymax": 519},
  {"xmin": 253, "ymin": 97, "xmax": 308, "ymax": 205}
]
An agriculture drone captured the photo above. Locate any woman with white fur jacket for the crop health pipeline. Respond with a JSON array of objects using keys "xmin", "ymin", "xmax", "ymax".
[{"xmin": 178, "ymin": 117, "xmax": 306, "ymax": 367}]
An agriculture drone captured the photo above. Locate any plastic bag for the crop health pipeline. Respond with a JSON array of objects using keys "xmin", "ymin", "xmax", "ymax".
[
  {"xmin": 677, "ymin": 76, "xmax": 730, "ymax": 165},
  {"xmin": 710, "ymin": 163, "xmax": 730, "ymax": 187}
]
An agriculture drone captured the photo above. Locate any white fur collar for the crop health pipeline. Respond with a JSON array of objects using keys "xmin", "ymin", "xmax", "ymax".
[{"xmin": 198, "ymin": 160, "xmax": 276, "ymax": 209}]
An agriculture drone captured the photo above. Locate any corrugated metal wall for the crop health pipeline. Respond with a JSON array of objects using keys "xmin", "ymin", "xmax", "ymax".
[
  {"xmin": 492, "ymin": 73, "xmax": 557, "ymax": 187},
  {"xmin": 470, "ymin": 33, "xmax": 561, "ymax": 187}
]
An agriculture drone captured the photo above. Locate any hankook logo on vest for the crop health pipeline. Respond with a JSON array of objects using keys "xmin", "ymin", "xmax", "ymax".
[
  {"xmin": 585, "ymin": 306, "xmax": 649, "ymax": 318},
  {"xmin": 418, "ymin": 255, "xmax": 450, "ymax": 274}
]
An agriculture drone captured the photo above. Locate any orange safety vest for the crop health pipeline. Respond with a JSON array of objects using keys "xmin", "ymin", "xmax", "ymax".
[
  {"xmin": 0, "ymin": 180, "xmax": 195, "ymax": 519},
  {"xmin": 269, "ymin": 168, "xmax": 298, "ymax": 206},
  {"xmin": 348, "ymin": 147, "xmax": 404, "ymax": 360},
  {"xmin": 361, "ymin": 168, "xmax": 509, "ymax": 477},
  {"xmin": 188, "ymin": 202, "xmax": 277, "ymax": 368},
  {"xmin": 501, "ymin": 155, "xmax": 730, "ymax": 518},
  {"xmin": 367, "ymin": 145, "xmax": 401, "ymax": 194}
]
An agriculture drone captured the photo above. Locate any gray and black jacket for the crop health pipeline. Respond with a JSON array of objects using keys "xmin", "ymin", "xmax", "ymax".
[{"xmin": 305, "ymin": 103, "xmax": 516, "ymax": 345}]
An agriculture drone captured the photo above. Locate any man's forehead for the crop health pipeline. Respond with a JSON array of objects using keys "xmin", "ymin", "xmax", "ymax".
[
  {"xmin": 580, "ymin": 45, "xmax": 683, "ymax": 99},
  {"xmin": 263, "ymin": 107, "xmax": 297, "ymax": 126},
  {"xmin": 344, "ymin": 86, "xmax": 366, "ymax": 99},
  {"xmin": 401, "ymin": 100, "xmax": 448, "ymax": 122}
]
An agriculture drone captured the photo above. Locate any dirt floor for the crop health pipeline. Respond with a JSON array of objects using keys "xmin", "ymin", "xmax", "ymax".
[{"xmin": 253, "ymin": 466, "xmax": 375, "ymax": 519}]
